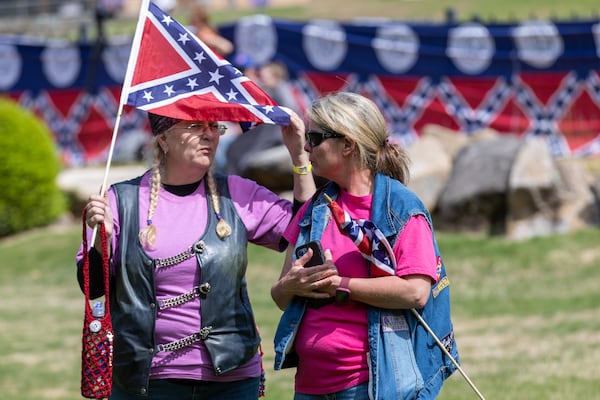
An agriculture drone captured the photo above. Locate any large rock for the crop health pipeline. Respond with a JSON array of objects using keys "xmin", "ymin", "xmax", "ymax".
[
  {"xmin": 506, "ymin": 140, "xmax": 600, "ymax": 239},
  {"xmin": 553, "ymin": 157, "xmax": 600, "ymax": 231},
  {"xmin": 244, "ymin": 145, "xmax": 294, "ymax": 192},
  {"xmin": 243, "ymin": 146, "xmax": 328, "ymax": 193},
  {"xmin": 505, "ymin": 138, "xmax": 562, "ymax": 239},
  {"xmin": 406, "ymin": 132, "xmax": 453, "ymax": 210},
  {"xmin": 57, "ymin": 164, "xmax": 148, "ymax": 215},
  {"xmin": 420, "ymin": 124, "xmax": 471, "ymax": 162},
  {"xmin": 436, "ymin": 133, "xmax": 522, "ymax": 234}
]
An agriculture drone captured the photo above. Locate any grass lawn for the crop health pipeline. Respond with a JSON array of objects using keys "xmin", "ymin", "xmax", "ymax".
[
  {"xmin": 1, "ymin": 223, "xmax": 599, "ymax": 399},
  {"xmin": 205, "ymin": 0, "xmax": 600, "ymax": 24},
  {"xmin": 100, "ymin": 0, "xmax": 600, "ymax": 37}
]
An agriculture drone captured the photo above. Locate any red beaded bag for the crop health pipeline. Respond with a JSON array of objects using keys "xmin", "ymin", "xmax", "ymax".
[{"xmin": 80, "ymin": 210, "xmax": 113, "ymax": 399}]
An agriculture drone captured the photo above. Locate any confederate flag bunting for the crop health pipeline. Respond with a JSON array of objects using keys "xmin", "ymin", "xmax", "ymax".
[{"xmin": 120, "ymin": 0, "xmax": 290, "ymax": 126}]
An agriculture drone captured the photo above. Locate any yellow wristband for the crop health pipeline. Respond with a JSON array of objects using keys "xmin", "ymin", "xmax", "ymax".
[{"xmin": 292, "ymin": 163, "xmax": 312, "ymax": 175}]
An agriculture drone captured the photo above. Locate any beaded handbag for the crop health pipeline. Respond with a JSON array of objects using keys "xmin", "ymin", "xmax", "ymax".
[{"xmin": 80, "ymin": 210, "xmax": 113, "ymax": 399}]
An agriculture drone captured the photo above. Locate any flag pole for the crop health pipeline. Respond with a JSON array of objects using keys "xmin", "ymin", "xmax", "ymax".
[
  {"xmin": 90, "ymin": 0, "xmax": 149, "ymax": 244},
  {"xmin": 98, "ymin": 106, "xmax": 124, "ymax": 198},
  {"xmin": 410, "ymin": 309, "xmax": 486, "ymax": 400}
]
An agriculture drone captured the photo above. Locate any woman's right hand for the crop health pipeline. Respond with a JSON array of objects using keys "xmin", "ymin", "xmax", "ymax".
[
  {"xmin": 281, "ymin": 249, "xmax": 338, "ymax": 294},
  {"xmin": 84, "ymin": 194, "xmax": 114, "ymax": 247},
  {"xmin": 272, "ymin": 245, "xmax": 339, "ymax": 310},
  {"xmin": 281, "ymin": 110, "xmax": 309, "ymax": 167}
]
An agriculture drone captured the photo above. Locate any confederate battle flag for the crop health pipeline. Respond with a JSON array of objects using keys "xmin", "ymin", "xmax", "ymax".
[{"xmin": 120, "ymin": 0, "xmax": 290, "ymax": 126}]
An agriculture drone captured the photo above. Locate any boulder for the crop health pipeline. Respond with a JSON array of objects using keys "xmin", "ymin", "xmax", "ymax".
[
  {"xmin": 406, "ymin": 133, "xmax": 453, "ymax": 211},
  {"xmin": 420, "ymin": 124, "xmax": 470, "ymax": 162},
  {"xmin": 553, "ymin": 157, "xmax": 600, "ymax": 232},
  {"xmin": 435, "ymin": 134, "xmax": 522, "ymax": 234},
  {"xmin": 505, "ymin": 137, "xmax": 562, "ymax": 240},
  {"xmin": 505, "ymin": 139, "xmax": 600, "ymax": 239},
  {"xmin": 244, "ymin": 145, "xmax": 294, "ymax": 193},
  {"xmin": 57, "ymin": 164, "xmax": 148, "ymax": 215}
]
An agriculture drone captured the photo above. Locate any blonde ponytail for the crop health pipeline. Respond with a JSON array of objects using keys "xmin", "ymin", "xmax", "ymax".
[{"xmin": 376, "ymin": 141, "xmax": 411, "ymax": 184}]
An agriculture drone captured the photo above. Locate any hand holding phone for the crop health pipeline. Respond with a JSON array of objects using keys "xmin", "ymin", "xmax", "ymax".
[
  {"xmin": 295, "ymin": 240, "xmax": 325, "ymax": 268},
  {"xmin": 294, "ymin": 240, "xmax": 334, "ymax": 308}
]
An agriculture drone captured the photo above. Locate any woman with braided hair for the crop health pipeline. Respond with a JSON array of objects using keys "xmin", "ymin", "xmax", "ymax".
[{"xmin": 76, "ymin": 111, "xmax": 315, "ymax": 400}]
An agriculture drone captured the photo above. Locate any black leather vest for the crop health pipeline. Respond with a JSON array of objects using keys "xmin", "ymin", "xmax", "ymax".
[{"xmin": 110, "ymin": 174, "xmax": 257, "ymax": 396}]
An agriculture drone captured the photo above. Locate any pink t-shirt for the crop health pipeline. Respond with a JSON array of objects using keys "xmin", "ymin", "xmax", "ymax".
[
  {"xmin": 283, "ymin": 190, "xmax": 438, "ymax": 394},
  {"xmin": 77, "ymin": 172, "xmax": 292, "ymax": 382}
]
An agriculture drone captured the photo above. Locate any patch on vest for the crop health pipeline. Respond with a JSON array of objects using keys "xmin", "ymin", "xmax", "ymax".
[
  {"xmin": 435, "ymin": 256, "xmax": 443, "ymax": 280},
  {"xmin": 381, "ymin": 314, "xmax": 409, "ymax": 332},
  {"xmin": 432, "ymin": 276, "xmax": 450, "ymax": 299},
  {"xmin": 440, "ymin": 329, "xmax": 455, "ymax": 352}
]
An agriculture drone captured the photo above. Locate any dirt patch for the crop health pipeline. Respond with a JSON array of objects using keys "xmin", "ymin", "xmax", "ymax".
[{"xmin": 454, "ymin": 309, "xmax": 600, "ymax": 380}]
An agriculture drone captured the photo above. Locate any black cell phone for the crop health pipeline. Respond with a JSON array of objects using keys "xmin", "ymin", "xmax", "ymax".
[
  {"xmin": 295, "ymin": 241, "xmax": 325, "ymax": 268},
  {"xmin": 295, "ymin": 240, "xmax": 334, "ymax": 308}
]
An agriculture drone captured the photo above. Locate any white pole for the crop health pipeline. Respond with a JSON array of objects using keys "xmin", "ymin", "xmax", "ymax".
[
  {"xmin": 410, "ymin": 309, "xmax": 486, "ymax": 400},
  {"xmin": 90, "ymin": 106, "xmax": 123, "ymax": 244},
  {"xmin": 89, "ymin": 0, "xmax": 149, "ymax": 244}
]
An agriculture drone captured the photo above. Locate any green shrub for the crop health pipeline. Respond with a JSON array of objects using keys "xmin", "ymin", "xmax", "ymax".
[{"xmin": 0, "ymin": 97, "xmax": 67, "ymax": 237}]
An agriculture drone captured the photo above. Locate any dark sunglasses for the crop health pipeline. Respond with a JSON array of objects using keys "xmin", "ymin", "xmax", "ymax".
[{"xmin": 306, "ymin": 130, "xmax": 345, "ymax": 147}]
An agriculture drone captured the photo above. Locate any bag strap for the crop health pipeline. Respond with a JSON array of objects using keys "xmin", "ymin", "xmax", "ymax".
[{"xmin": 81, "ymin": 209, "xmax": 110, "ymax": 317}]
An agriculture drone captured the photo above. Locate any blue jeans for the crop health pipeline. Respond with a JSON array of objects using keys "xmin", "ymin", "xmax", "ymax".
[
  {"xmin": 294, "ymin": 382, "xmax": 369, "ymax": 400},
  {"xmin": 110, "ymin": 377, "xmax": 260, "ymax": 400}
]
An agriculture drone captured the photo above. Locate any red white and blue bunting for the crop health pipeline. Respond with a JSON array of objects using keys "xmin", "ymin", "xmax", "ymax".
[{"xmin": 2, "ymin": 16, "xmax": 600, "ymax": 165}]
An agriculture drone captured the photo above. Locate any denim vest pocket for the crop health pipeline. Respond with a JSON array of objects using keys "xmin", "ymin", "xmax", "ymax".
[{"xmin": 377, "ymin": 312, "xmax": 424, "ymax": 400}]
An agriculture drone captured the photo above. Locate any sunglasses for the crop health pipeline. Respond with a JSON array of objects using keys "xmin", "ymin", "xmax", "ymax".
[{"xmin": 306, "ymin": 130, "xmax": 345, "ymax": 147}]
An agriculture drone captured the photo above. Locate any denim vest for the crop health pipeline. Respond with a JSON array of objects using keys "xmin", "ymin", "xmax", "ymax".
[
  {"xmin": 108, "ymin": 175, "xmax": 258, "ymax": 396},
  {"xmin": 273, "ymin": 173, "xmax": 458, "ymax": 400}
]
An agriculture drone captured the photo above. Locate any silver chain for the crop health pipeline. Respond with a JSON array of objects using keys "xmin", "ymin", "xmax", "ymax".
[
  {"xmin": 155, "ymin": 240, "xmax": 205, "ymax": 268},
  {"xmin": 157, "ymin": 326, "xmax": 213, "ymax": 352},
  {"xmin": 153, "ymin": 240, "xmax": 212, "ymax": 353},
  {"xmin": 158, "ymin": 283, "xmax": 211, "ymax": 310}
]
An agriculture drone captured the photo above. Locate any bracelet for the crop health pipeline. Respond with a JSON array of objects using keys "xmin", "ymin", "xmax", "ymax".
[{"xmin": 292, "ymin": 163, "xmax": 312, "ymax": 175}]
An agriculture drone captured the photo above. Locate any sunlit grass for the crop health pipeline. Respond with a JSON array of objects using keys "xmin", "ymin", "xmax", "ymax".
[{"xmin": 1, "ymin": 224, "xmax": 599, "ymax": 399}]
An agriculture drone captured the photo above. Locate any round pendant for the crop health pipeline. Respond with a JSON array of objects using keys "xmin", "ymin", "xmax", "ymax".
[{"xmin": 89, "ymin": 320, "xmax": 102, "ymax": 333}]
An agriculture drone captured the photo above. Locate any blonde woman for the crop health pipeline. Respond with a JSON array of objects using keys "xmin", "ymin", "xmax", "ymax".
[
  {"xmin": 271, "ymin": 92, "xmax": 458, "ymax": 400},
  {"xmin": 77, "ymin": 112, "xmax": 314, "ymax": 400}
]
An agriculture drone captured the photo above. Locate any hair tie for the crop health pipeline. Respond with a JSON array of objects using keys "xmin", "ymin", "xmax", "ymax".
[
  {"xmin": 215, "ymin": 212, "xmax": 222, "ymax": 221},
  {"xmin": 147, "ymin": 219, "xmax": 153, "ymax": 226}
]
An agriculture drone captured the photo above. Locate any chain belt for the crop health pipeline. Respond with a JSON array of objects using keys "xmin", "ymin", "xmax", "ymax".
[
  {"xmin": 158, "ymin": 283, "xmax": 211, "ymax": 310},
  {"xmin": 157, "ymin": 326, "xmax": 213, "ymax": 352},
  {"xmin": 155, "ymin": 240, "xmax": 205, "ymax": 268}
]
